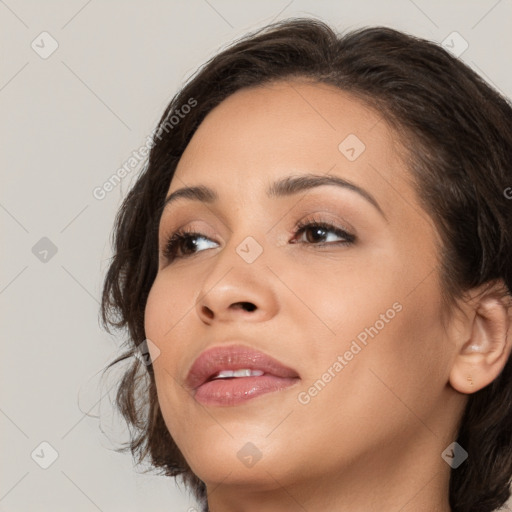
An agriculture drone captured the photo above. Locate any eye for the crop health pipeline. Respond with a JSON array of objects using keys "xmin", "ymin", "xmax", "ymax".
[
  {"xmin": 161, "ymin": 216, "xmax": 355, "ymax": 263},
  {"xmin": 162, "ymin": 228, "xmax": 218, "ymax": 261},
  {"xmin": 291, "ymin": 215, "xmax": 356, "ymax": 246}
]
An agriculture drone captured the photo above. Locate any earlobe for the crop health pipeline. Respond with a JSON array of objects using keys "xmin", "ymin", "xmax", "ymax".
[{"xmin": 449, "ymin": 285, "xmax": 512, "ymax": 395}]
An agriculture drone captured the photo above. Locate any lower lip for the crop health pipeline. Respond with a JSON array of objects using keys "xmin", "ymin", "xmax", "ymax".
[{"xmin": 193, "ymin": 375, "xmax": 300, "ymax": 406}]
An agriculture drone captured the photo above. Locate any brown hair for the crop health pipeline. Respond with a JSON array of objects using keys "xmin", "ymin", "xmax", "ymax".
[{"xmin": 100, "ymin": 18, "xmax": 512, "ymax": 512}]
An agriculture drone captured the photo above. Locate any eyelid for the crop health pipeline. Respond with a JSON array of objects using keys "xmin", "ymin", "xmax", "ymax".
[
  {"xmin": 159, "ymin": 220, "xmax": 217, "ymax": 246},
  {"xmin": 292, "ymin": 210, "xmax": 356, "ymax": 236},
  {"xmin": 160, "ymin": 207, "xmax": 357, "ymax": 243},
  {"xmin": 161, "ymin": 204, "xmax": 355, "ymax": 234}
]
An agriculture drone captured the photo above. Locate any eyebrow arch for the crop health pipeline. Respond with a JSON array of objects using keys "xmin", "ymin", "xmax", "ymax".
[{"xmin": 162, "ymin": 173, "xmax": 386, "ymax": 220}]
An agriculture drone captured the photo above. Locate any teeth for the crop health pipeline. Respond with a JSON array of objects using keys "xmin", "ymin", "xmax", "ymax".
[{"xmin": 212, "ymin": 369, "xmax": 265, "ymax": 379}]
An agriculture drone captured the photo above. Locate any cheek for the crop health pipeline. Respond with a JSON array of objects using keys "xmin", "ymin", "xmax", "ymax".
[
  {"xmin": 270, "ymin": 248, "xmax": 397, "ymax": 334},
  {"xmin": 297, "ymin": 265, "xmax": 449, "ymax": 427},
  {"xmin": 144, "ymin": 270, "xmax": 196, "ymax": 341},
  {"xmin": 289, "ymin": 299, "xmax": 448, "ymax": 469},
  {"xmin": 144, "ymin": 282, "xmax": 168, "ymax": 342},
  {"xmin": 143, "ymin": 274, "xmax": 194, "ymax": 410},
  {"xmin": 375, "ymin": 292, "xmax": 449, "ymax": 410}
]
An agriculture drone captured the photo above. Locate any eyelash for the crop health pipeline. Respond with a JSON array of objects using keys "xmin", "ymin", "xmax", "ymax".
[{"xmin": 161, "ymin": 215, "xmax": 356, "ymax": 262}]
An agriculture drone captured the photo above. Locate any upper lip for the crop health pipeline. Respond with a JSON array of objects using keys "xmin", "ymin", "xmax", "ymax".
[{"xmin": 185, "ymin": 344, "xmax": 300, "ymax": 390}]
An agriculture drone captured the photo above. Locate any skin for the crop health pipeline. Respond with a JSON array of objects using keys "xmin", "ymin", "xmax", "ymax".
[{"xmin": 144, "ymin": 80, "xmax": 512, "ymax": 512}]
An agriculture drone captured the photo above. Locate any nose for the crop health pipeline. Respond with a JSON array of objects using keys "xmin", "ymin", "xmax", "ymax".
[{"xmin": 195, "ymin": 242, "xmax": 280, "ymax": 325}]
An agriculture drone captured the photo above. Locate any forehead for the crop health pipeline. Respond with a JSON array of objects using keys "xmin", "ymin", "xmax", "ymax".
[
  {"xmin": 175, "ymin": 80, "xmax": 398, "ymax": 172},
  {"xmin": 171, "ymin": 80, "xmax": 410, "ymax": 219}
]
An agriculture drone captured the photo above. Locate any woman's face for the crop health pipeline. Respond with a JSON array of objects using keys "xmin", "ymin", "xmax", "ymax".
[{"xmin": 144, "ymin": 81, "xmax": 463, "ymax": 500}]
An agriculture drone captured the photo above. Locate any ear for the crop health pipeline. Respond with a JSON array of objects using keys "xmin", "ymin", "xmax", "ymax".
[{"xmin": 449, "ymin": 280, "xmax": 512, "ymax": 394}]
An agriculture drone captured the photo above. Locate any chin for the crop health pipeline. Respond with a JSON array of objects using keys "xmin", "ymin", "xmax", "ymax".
[{"xmin": 178, "ymin": 433, "xmax": 292, "ymax": 485}]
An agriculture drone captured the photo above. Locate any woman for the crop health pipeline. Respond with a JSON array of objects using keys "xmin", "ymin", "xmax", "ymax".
[{"xmin": 101, "ymin": 18, "xmax": 512, "ymax": 512}]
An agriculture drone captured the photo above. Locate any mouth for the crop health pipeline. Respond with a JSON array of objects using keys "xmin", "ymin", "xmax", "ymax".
[{"xmin": 185, "ymin": 344, "xmax": 300, "ymax": 407}]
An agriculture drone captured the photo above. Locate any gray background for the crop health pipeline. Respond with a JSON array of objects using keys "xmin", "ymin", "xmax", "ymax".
[{"xmin": 1, "ymin": 0, "xmax": 511, "ymax": 510}]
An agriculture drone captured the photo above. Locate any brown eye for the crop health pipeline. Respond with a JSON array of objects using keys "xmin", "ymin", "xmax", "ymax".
[
  {"xmin": 163, "ymin": 230, "xmax": 217, "ymax": 261},
  {"xmin": 292, "ymin": 220, "xmax": 356, "ymax": 246}
]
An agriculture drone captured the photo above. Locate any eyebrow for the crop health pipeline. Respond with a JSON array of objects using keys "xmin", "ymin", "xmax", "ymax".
[{"xmin": 162, "ymin": 173, "xmax": 386, "ymax": 220}]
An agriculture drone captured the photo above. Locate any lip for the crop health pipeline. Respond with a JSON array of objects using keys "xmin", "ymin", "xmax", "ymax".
[{"xmin": 185, "ymin": 344, "xmax": 300, "ymax": 406}]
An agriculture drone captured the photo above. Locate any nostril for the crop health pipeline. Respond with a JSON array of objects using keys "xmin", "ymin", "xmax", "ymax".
[
  {"xmin": 201, "ymin": 305, "xmax": 214, "ymax": 319},
  {"xmin": 235, "ymin": 302, "xmax": 256, "ymax": 312}
]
